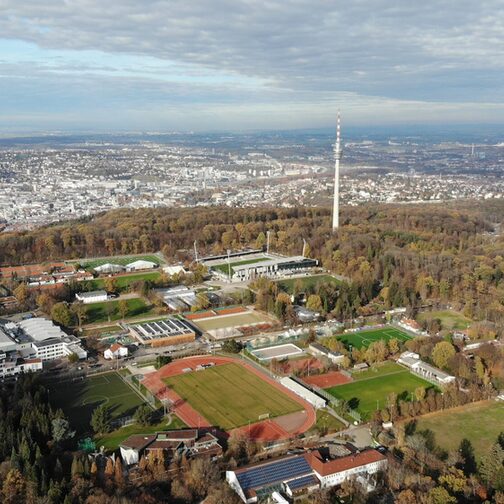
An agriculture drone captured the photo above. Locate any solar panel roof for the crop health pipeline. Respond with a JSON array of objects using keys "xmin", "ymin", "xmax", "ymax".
[
  {"xmin": 285, "ymin": 474, "xmax": 318, "ymax": 491},
  {"xmin": 236, "ymin": 455, "xmax": 312, "ymax": 491}
]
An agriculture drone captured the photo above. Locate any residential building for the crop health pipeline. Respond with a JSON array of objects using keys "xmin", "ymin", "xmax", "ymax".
[
  {"xmin": 120, "ymin": 429, "xmax": 222, "ymax": 466},
  {"xmin": 104, "ymin": 343, "xmax": 128, "ymax": 360}
]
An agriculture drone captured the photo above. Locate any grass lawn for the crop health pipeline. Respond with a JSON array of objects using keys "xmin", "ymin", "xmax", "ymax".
[
  {"xmin": 164, "ymin": 363, "xmax": 302, "ymax": 430},
  {"xmin": 326, "ymin": 368, "xmax": 434, "ymax": 420},
  {"xmin": 85, "ymin": 271, "xmax": 162, "ymax": 291},
  {"xmin": 192, "ymin": 311, "xmax": 270, "ymax": 332},
  {"xmin": 47, "ymin": 372, "xmax": 145, "ymax": 434},
  {"xmin": 414, "ymin": 401, "xmax": 504, "ymax": 460},
  {"xmin": 83, "ymin": 298, "xmax": 154, "ymax": 324},
  {"xmin": 77, "ymin": 255, "xmax": 163, "ymax": 271},
  {"xmin": 95, "ymin": 415, "xmax": 187, "ymax": 451},
  {"xmin": 417, "ymin": 310, "xmax": 471, "ymax": 331},
  {"xmin": 350, "ymin": 361, "xmax": 406, "ymax": 381},
  {"xmin": 311, "ymin": 409, "xmax": 345, "ymax": 434},
  {"xmin": 276, "ymin": 274, "xmax": 341, "ymax": 294},
  {"xmin": 212, "ymin": 257, "xmax": 269, "ymax": 276},
  {"xmin": 336, "ymin": 326, "xmax": 412, "ymax": 350}
]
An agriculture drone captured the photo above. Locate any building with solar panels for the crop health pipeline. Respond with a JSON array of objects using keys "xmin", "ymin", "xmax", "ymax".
[
  {"xmin": 226, "ymin": 454, "xmax": 318, "ymax": 503},
  {"xmin": 128, "ymin": 318, "xmax": 196, "ymax": 348},
  {"xmin": 226, "ymin": 448, "xmax": 388, "ymax": 502}
]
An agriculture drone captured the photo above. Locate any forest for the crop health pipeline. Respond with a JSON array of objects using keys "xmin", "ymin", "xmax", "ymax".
[{"xmin": 2, "ymin": 200, "xmax": 504, "ymax": 326}]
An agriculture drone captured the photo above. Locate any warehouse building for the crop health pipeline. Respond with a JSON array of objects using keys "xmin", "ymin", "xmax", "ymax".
[{"xmin": 128, "ymin": 318, "xmax": 196, "ymax": 347}]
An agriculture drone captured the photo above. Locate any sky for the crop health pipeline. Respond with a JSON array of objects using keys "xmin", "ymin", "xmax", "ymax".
[{"xmin": 1, "ymin": 0, "xmax": 504, "ymax": 132}]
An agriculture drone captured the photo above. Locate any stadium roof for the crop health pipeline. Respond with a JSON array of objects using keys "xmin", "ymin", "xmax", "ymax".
[{"xmin": 232, "ymin": 256, "xmax": 312, "ymax": 273}]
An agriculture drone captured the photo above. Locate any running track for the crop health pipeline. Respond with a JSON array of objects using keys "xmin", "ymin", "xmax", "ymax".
[{"xmin": 141, "ymin": 355, "xmax": 316, "ymax": 441}]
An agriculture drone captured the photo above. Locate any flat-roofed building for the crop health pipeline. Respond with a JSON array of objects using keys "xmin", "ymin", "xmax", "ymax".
[
  {"xmin": 75, "ymin": 290, "xmax": 108, "ymax": 304},
  {"xmin": 279, "ymin": 377, "xmax": 326, "ymax": 409},
  {"xmin": 128, "ymin": 318, "xmax": 196, "ymax": 348},
  {"xmin": 226, "ymin": 454, "xmax": 316, "ymax": 503}
]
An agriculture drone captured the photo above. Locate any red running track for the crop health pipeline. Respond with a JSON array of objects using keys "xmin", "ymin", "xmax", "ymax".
[{"xmin": 141, "ymin": 355, "xmax": 316, "ymax": 441}]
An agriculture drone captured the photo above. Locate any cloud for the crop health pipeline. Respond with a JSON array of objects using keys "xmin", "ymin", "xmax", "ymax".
[{"xmin": 1, "ymin": 0, "xmax": 504, "ymax": 130}]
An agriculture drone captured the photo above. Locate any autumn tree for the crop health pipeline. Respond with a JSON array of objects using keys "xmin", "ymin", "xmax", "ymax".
[{"xmin": 432, "ymin": 341, "xmax": 456, "ymax": 370}]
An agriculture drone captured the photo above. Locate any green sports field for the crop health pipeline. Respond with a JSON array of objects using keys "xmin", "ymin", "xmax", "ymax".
[
  {"xmin": 192, "ymin": 311, "xmax": 270, "ymax": 332},
  {"xmin": 164, "ymin": 363, "xmax": 302, "ymax": 430},
  {"xmin": 212, "ymin": 257, "xmax": 269, "ymax": 276},
  {"xmin": 337, "ymin": 326, "xmax": 412, "ymax": 349},
  {"xmin": 83, "ymin": 297, "xmax": 154, "ymax": 324},
  {"xmin": 415, "ymin": 401, "xmax": 504, "ymax": 460},
  {"xmin": 77, "ymin": 255, "xmax": 163, "ymax": 271},
  {"xmin": 47, "ymin": 372, "xmax": 145, "ymax": 433},
  {"xmin": 326, "ymin": 364, "xmax": 434, "ymax": 420},
  {"xmin": 85, "ymin": 271, "xmax": 162, "ymax": 291}
]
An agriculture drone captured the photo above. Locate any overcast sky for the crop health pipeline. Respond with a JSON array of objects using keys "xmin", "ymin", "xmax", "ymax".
[{"xmin": 1, "ymin": 0, "xmax": 504, "ymax": 132}]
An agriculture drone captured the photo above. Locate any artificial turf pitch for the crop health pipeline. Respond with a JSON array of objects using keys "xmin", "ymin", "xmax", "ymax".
[
  {"xmin": 337, "ymin": 326, "xmax": 412, "ymax": 349},
  {"xmin": 325, "ymin": 364, "xmax": 434, "ymax": 420},
  {"xmin": 47, "ymin": 372, "xmax": 145, "ymax": 433},
  {"xmin": 164, "ymin": 363, "xmax": 302, "ymax": 430}
]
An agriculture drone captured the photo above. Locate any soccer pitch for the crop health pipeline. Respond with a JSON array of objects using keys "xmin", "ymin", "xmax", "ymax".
[
  {"xmin": 47, "ymin": 372, "xmax": 145, "ymax": 433},
  {"xmin": 337, "ymin": 326, "xmax": 412, "ymax": 349},
  {"xmin": 164, "ymin": 363, "xmax": 302, "ymax": 430},
  {"xmin": 326, "ymin": 364, "xmax": 434, "ymax": 420},
  {"xmin": 212, "ymin": 257, "xmax": 269, "ymax": 275}
]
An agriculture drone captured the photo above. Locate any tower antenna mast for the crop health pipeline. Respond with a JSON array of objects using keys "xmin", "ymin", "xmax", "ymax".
[{"xmin": 332, "ymin": 112, "xmax": 342, "ymax": 230}]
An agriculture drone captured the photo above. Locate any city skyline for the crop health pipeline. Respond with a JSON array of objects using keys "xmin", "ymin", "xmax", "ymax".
[{"xmin": 2, "ymin": 1, "xmax": 504, "ymax": 132}]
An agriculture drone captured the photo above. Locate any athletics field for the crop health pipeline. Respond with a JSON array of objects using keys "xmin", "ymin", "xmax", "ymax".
[{"xmin": 164, "ymin": 362, "xmax": 302, "ymax": 430}]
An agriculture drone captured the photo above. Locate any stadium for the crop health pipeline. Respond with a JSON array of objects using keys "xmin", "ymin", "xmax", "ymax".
[{"xmin": 200, "ymin": 249, "xmax": 318, "ymax": 282}]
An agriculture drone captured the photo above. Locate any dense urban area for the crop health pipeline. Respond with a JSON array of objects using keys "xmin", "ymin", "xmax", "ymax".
[{"xmin": 1, "ymin": 131, "xmax": 504, "ymax": 230}]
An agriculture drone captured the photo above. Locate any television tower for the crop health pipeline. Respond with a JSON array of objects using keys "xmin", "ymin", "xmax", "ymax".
[{"xmin": 332, "ymin": 112, "xmax": 342, "ymax": 230}]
